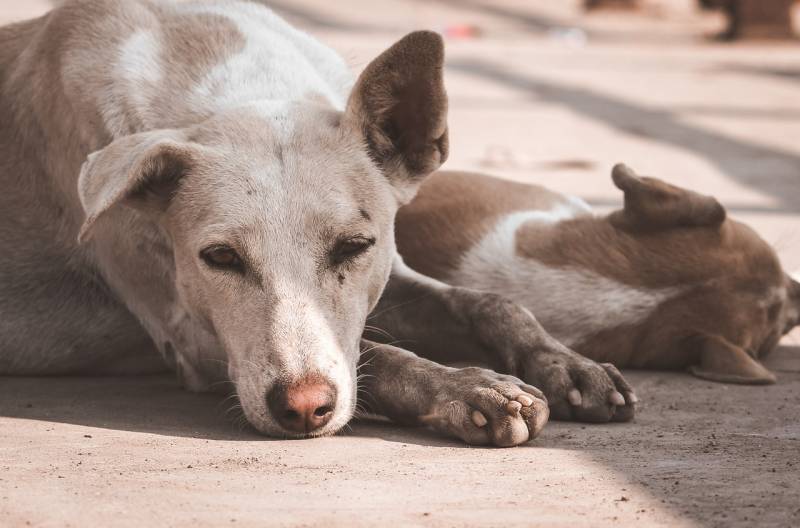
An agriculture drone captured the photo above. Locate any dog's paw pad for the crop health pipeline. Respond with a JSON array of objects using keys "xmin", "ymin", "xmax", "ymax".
[{"xmin": 422, "ymin": 367, "xmax": 549, "ymax": 447}]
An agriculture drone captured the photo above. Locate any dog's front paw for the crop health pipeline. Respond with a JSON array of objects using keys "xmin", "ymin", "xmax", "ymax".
[
  {"xmin": 524, "ymin": 353, "xmax": 637, "ymax": 423},
  {"xmin": 420, "ymin": 367, "xmax": 549, "ymax": 447}
]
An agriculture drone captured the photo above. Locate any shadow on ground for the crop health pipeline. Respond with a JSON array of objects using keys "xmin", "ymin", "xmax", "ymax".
[
  {"xmin": 2, "ymin": 344, "xmax": 798, "ymax": 526},
  {"xmin": 0, "ymin": 375, "xmax": 260, "ymax": 441},
  {"xmin": 448, "ymin": 58, "xmax": 800, "ymax": 214}
]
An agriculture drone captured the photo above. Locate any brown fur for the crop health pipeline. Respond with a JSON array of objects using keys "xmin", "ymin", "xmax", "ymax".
[
  {"xmin": 396, "ymin": 171, "xmax": 568, "ymax": 279},
  {"xmin": 396, "ymin": 166, "xmax": 799, "ymax": 384},
  {"xmin": 345, "ymin": 31, "xmax": 449, "ymax": 195}
]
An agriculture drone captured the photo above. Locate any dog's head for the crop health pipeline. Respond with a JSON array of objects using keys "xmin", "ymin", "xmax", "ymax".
[
  {"xmin": 610, "ymin": 163, "xmax": 800, "ymax": 357},
  {"xmin": 75, "ymin": 31, "xmax": 448, "ymax": 437}
]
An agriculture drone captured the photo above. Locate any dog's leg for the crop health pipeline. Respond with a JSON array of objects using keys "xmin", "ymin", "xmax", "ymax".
[
  {"xmin": 688, "ymin": 335, "xmax": 776, "ymax": 385},
  {"xmin": 358, "ymin": 339, "xmax": 548, "ymax": 446},
  {"xmin": 367, "ymin": 257, "xmax": 637, "ymax": 422}
]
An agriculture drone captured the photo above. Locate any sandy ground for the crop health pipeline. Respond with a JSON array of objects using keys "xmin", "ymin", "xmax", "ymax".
[{"xmin": 1, "ymin": 1, "xmax": 799, "ymax": 527}]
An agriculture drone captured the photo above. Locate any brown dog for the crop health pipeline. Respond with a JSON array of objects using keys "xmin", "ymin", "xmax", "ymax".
[{"xmin": 396, "ymin": 164, "xmax": 800, "ymax": 385}]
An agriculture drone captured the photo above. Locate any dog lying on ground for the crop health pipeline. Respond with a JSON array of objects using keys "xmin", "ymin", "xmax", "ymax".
[
  {"xmin": 0, "ymin": 0, "xmax": 638, "ymax": 447},
  {"xmin": 396, "ymin": 164, "xmax": 800, "ymax": 385}
]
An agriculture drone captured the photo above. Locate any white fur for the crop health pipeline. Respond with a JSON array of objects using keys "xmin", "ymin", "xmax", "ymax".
[
  {"xmin": 449, "ymin": 205, "xmax": 681, "ymax": 348},
  {"xmin": 118, "ymin": 30, "xmax": 162, "ymax": 87},
  {"xmin": 184, "ymin": 1, "xmax": 351, "ymax": 113},
  {"xmin": 101, "ymin": 30, "xmax": 163, "ymax": 136}
]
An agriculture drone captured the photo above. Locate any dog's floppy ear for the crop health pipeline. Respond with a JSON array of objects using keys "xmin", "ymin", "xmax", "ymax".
[
  {"xmin": 77, "ymin": 129, "xmax": 196, "ymax": 243},
  {"xmin": 609, "ymin": 163, "xmax": 726, "ymax": 232},
  {"xmin": 688, "ymin": 334, "xmax": 776, "ymax": 385},
  {"xmin": 344, "ymin": 30, "xmax": 448, "ymax": 202}
]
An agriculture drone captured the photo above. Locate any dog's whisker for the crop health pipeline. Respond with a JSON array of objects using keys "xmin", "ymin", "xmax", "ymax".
[{"xmin": 363, "ymin": 324, "xmax": 395, "ymax": 341}]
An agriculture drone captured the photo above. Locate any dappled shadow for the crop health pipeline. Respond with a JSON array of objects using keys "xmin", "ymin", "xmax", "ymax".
[
  {"xmin": 0, "ymin": 375, "xmax": 261, "ymax": 441},
  {"xmin": 412, "ymin": 0, "xmax": 704, "ymax": 44},
  {"xmin": 536, "ymin": 343, "xmax": 800, "ymax": 526},
  {"xmin": 584, "ymin": 196, "xmax": 800, "ymax": 215},
  {"xmin": 344, "ymin": 418, "xmax": 481, "ymax": 448},
  {"xmin": 1, "ymin": 344, "xmax": 797, "ymax": 525},
  {"xmin": 413, "ymin": 0, "xmax": 569, "ymax": 35},
  {"xmin": 449, "ymin": 57, "xmax": 800, "ymax": 212},
  {"xmin": 0, "ymin": 373, "xmax": 530, "ymax": 449},
  {"xmin": 669, "ymin": 104, "xmax": 800, "ymax": 121},
  {"xmin": 258, "ymin": 0, "xmax": 396, "ymax": 34},
  {"xmin": 719, "ymin": 63, "xmax": 800, "ymax": 83}
]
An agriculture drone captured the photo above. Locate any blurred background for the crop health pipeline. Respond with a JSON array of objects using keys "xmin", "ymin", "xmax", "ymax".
[{"xmin": 2, "ymin": 0, "xmax": 799, "ymax": 276}]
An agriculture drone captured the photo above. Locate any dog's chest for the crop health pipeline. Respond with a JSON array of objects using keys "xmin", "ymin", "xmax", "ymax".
[{"xmin": 447, "ymin": 209, "xmax": 680, "ymax": 347}]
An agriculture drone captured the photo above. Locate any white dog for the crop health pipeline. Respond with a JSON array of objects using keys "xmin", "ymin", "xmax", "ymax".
[{"xmin": 0, "ymin": 0, "xmax": 635, "ymax": 445}]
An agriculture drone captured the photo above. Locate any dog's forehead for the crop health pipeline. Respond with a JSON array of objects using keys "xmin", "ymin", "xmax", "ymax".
[{"xmin": 178, "ymin": 106, "xmax": 389, "ymax": 235}]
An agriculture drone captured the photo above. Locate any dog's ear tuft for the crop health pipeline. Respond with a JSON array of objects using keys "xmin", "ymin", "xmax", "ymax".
[
  {"xmin": 77, "ymin": 129, "xmax": 196, "ymax": 243},
  {"xmin": 610, "ymin": 163, "xmax": 726, "ymax": 232},
  {"xmin": 344, "ymin": 30, "xmax": 448, "ymax": 202}
]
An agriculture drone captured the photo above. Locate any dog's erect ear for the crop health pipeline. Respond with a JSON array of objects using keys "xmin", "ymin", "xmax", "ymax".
[
  {"xmin": 77, "ymin": 129, "xmax": 196, "ymax": 243},
  {"xmin": 344, "ymin": 30, "xmax": 448, "ymax": 201},
  {"xmin": 610, "ymin": 163, "xmax": 726, "ymax": 231}
]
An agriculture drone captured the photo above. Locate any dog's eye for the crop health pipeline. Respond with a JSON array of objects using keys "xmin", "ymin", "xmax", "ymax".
[
  {"xmin": 330, "ymin": 236, "xmax": 375, "ymax": 266},
  {"xmin": 200, "ymin": 246, "xmax": 243, "ymax": 271}
]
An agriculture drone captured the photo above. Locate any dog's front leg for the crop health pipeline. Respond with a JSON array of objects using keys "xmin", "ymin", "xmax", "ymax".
[
  {"xmin": 358, "ymin": 339, "xmax": 548, "ymax": 446},
  {"xmin": 367, "ymin": 257, "xmax": 637, "ymax": 422}
]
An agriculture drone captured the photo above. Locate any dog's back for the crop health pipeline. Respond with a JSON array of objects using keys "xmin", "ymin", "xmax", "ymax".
[{"xmin": 397, "ymin": 167, "xmax": 800, "ymax": 384}]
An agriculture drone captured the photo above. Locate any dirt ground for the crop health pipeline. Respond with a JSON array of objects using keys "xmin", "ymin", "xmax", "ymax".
[{"xmin": 1, "ymin": 1, "xmax": 799, "ymax": 527}]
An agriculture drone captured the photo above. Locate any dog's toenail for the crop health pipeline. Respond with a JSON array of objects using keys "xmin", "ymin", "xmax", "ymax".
[
  {"xmin": 506, "ymin": 401, "xmax": 522, "ymax": 415},
  {"xmin": 609, "ymin": 391, "xmax": 626, "ymax": 406},
  {"xmin": 471, "ymin": 410, "xmax": 488, "ymax": 427},
  {"xmin": 567, "ymin": 388, "xmax": 582, "ymax": 406},
  {"xmin": 626, "ymin": 391, "xmax": 639, "ymax": 404},
  {"xmin": 516, "ymin": 394, "xmax": 534, "ymax": 406}
]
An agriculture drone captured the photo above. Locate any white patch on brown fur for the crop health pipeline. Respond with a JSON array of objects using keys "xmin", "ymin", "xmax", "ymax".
[
  {"xmin": 118, "ymin": 30, "xmax": 163, "ymax": 130},
  {"xmin": 186, "ymin": 2, "xmax": 350, "ymax": 112},
  {"xmin": 102, "ymin": 29, "xmax": 163, "ymax": 136},
  {"xmin": 119, "ymin": 29, "xmax": 162, "ymax": 90},
  {"xmin": 448, "ymin": 206, "xmax": 682, "ymax": 348}
]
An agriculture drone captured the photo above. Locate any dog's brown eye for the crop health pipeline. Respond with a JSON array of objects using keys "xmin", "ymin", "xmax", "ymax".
[
  {"xmin": 201, "ymin": 246, "xmax": 243, "ymax": 271},
  {"xmin": 330, "ymin": 236, "xmax": 375, "ymax": 266}
]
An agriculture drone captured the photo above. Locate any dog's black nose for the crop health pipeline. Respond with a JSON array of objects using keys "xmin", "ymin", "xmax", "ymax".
[{"xmin": 267, "ymin": 375, "xmax": 337, "ymax": 434}]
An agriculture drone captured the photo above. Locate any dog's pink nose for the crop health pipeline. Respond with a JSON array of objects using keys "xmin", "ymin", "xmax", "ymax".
[{"xmin": 267, "ymin": 376, "xmax": 337, "ymax": 434}]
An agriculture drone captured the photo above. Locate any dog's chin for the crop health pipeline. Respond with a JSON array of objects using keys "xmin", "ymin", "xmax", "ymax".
[
  {"xmin": 260, "ymin": 420, "xmax": 350, "ymax": 440},
  {"xmin": 244, "ymin": 409, "xmax": 354, "ymax": 440}
]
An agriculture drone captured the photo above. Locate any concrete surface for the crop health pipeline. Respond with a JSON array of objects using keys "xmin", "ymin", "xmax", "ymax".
[{"xmin": 1, "ymin": 1, "xmax": 799, "ymax": 527}]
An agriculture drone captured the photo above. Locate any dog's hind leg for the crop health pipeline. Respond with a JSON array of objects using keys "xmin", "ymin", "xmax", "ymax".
[{"xmin": 367, "ymin": 256, "xmax": 637, "ymax": 423}]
